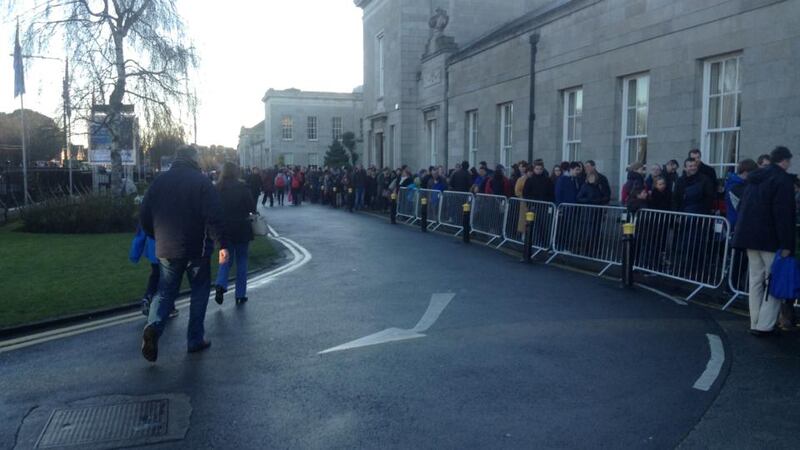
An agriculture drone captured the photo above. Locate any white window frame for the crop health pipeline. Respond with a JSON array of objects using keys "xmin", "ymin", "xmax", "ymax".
[
  {"xmin": 281, "ymin": 116, "xmax": 293, "ymax": 141},
  {"xmin": 377, "ymin": 32, "xmax": 385, "ymax": 99},
  {"xmin": 562, "ymin": 87, "xmax": 583, "ymax": 162},
  {"xmin": 283, "ymin": 153, "xmax": 294, "ymax": 165},
  {"xmin": 619, "ymin": 74, "xmax": 649, "ymax": 188},
  {"xmin": 307, "ymin": 116, "xmax": 318, "ymax": 141},
  {"xmin": 467, "ymin": 110, "xmax": 478, "ymax": 168},
  {"xmin": 308, "ymin": 153, "xmax": 319, "ymax": 167},
  {"xmin": 499, "ymin": 103, "xmax": 513, "ymax": 167},
  {"xmin": 332, "ymin": 116, "xmax": 343, "ymax": 141},
  {"xmin": 701, "ymin": 53, "xmax": 742, "ymax": 175},
  {"xmin": 427, "ymin": 118, "xmax": 438, "ymax": 166}
]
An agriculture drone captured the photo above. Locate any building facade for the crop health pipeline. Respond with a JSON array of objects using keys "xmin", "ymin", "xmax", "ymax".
[
  {"xmin": 356, "ymin": 0, "xmax": 800, "ymax": 193},
  {"xmin": 237, "ymin": 121, "xmax": 266, "ymax": 169},
  {"xmin": 262, "ymin": 88, "xmax": 363, "ymax": 168}
]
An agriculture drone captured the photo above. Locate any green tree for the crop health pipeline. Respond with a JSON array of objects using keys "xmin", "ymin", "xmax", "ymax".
[
  {"xmin": 325, "ymin": 138, "xmax": 350, "ymax": 169},
  {"xmin": 0, "ymin": 109, "xmax": 63, "ymax": 164},
  {"xmin": 145, "ymin": 127, "xmax": 185, "ymax": 169},
  {"xmin": 342, "ymin": 131, "xmax": 359, "ymax": 166}
]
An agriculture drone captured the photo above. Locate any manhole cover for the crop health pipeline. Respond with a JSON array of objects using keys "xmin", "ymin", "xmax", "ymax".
[{"xmin": 36, "ymin": 399, "xmax": 169, "ymax": 448}]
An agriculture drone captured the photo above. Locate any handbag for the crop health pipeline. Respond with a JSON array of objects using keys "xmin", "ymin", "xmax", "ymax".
[
  {"xmin": 250, "ymin": 213, "xmax": 268, "ymax": 236},
  {"xmin": 768, "ymin": 251, "xmax": 800, "ymax": 300}
]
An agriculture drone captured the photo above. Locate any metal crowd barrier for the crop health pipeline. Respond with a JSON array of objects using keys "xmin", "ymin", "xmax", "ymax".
[
  {"xmin": 436, "ymin": 191, "xmax": 474, "ymax": 235},
  {"xmin": 546, "ymin": 203, "xmax": 629, "ymax": 276},
  {"xmin": 724, "ymin": 248, "xmax": 749, "ymax": 310},
  {"xmin": 415, "ymin": 189, "xmax": 443, "ymax": 229},
  {"xmin": 499, "ymin": 198, "xmax": 556, "ymax": 256},
  {"xmin": 470, "ymin": 193, "xmax": 508, "ymax": 245},
  {"xmin": 396, "ymin": 187, "xmax": 418, "ymax": 223},
  {"xmin": 632, "ymin": 209, "xmax": 730, "ymax": 300}
]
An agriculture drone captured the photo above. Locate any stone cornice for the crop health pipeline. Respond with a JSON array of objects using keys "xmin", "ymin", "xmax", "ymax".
[{"xmin": 354, "ymin": 0, "xmax": 373, "ymax": 9}]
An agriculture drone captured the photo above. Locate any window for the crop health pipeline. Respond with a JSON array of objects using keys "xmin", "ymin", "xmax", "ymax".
[
  {"xmin": 307, "ymin": 116, "xmax": 318, "ymax": 141},
  {"xmin": 377, "ymin": 33, "xmax": 385, "ymax": 98},
  {"xmin": 332, "ymin": 117, "xmax": 343, "ymax": 141},
  {"xmin": 620, "ymin": 74, "xmax": 649, "ymax": 186},
  {"xmin": 499, "ymin": 103, "xmax": 513, "ymax": 166},
  {"xmin": 702, "ymin": 54, "xmax": 742, "ymax": 176},
  {"xmin": 427, "ymin": 118, "xmax": 438, "ymax": 166},
  {"xmin": 283, "ymin": 153, "xmax": 294, "ymax": 165},
  {"xmin": 562, "ymin": 88, "xmax": 583, "ymax": 162},
  {"xmin": 281, "ymin": 116, "xmax": 293, "ymax": 141},
  {"xmin": 467, "ymin": 110, "xmax": 478, "ymax": 168},
  {"xmin": 308, "ymin": 153, "xmax": 319, "ymax": 166}
]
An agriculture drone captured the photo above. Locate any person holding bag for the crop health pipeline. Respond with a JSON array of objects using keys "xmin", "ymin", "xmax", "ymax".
[
  {"xmin": 214, "ymin": 162, "xmax": 257, "ymax": 306},
  {"xmin": 732, "ymin": 146, "xmax": 795, "ymax": 337}
]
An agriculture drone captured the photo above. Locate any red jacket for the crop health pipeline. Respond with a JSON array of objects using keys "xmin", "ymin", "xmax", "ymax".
[{"xmin": 485, "ymin": 177, "xmax": 512, "ymax": 197}]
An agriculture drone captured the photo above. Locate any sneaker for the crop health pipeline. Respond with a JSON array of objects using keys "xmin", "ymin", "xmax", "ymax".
[
  {"xmin": 214, "ymin": 285, "xmax": 225, "ymax": 305},
  {"xmin": 169, "ymin": 308, "xmax": 180, "ymax": 319},
  {"xmin": 140, "ymin": 299, "xmax": 150, "ymax": 317},
  {"xmin": 141, "ymin": 325, "xmax": 159, "ymax": 362},
  {"xmin": 235, "ymin": 297, "xmax": 248, "ymax": 305},
  {"xmin": 187, "ymin": 340, "xmax": 212, "ymax": 353}
]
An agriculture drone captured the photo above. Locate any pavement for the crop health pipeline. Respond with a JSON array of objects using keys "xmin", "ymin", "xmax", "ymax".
[{"xmin": 1, "ymin": 203, "xmax": 799, "ymax": 449}]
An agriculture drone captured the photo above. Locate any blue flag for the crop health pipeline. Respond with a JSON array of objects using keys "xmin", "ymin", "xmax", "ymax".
[{"xmin": 14, "ymin": 23, "xmax": 25, "ymax": 98}]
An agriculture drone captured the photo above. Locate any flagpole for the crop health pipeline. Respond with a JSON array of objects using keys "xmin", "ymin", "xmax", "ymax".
[{"xmin": 20, "ymin": 93, "xmax": 28, "ymax": 205}]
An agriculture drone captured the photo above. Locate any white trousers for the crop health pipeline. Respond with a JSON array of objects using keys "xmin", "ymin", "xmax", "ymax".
[{"xmin": 747, "ymin": 249, "xmax": 783, "ymax": 331}]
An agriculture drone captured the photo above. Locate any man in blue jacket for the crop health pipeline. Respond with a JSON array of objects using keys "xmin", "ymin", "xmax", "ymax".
[
  {"xmin": 139, "ymin": 145, "xmax": 229, "ymax": 362},
  {"xmin": 732, "ymin": 146, "xmax": 795, "ymax": 336},
  {"xmin": 555, "ymin": 162, "xmax": 583, "ymax": 205}
]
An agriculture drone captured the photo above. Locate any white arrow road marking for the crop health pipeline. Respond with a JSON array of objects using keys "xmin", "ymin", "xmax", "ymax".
[
  {"xmin": 0, "ymin": 234, "xmax": 311, "ymax": 354},
  {"xmin": 693, "ymin": 334, "xmax": 725, "ymax": 391},
  {"xmin": 319, "ymin": 293, "xmax": 455, "ymax": 355}
]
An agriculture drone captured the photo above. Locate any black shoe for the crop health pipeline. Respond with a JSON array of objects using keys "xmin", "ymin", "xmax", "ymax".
[
  {"xmin": 214, "ymin": 285, "xmax": 225, "ymax": 305},
  {"xmin": 235, "ymin": 297, "xmax": 248, "ymax": 305},
  {"xmin": 141, "ymin": 325, "xmax": 159, "ymax": 362},
  {"xmin": 188, "ymin": 340, "xmax": 212, "ymax": 353}
]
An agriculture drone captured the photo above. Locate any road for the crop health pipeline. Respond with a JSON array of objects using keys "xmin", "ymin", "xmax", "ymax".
[{"xmin": 1, "ymin": 203, "xmax": 795, "ymax": 449}]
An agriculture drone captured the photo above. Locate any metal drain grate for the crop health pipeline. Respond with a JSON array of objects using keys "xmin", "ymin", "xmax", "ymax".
[{"xmin": 36, "ymin": 399, "xmax": 169, "ymax": 448}]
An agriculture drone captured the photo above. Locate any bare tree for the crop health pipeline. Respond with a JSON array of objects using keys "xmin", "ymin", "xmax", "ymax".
[{"xmin": 14, "ymin": 0, "xmax": 197, "ymax": 194}]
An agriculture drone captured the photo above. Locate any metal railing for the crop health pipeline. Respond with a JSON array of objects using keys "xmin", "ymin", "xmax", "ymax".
[
  {"xmin": 633, "ymin": 209, "xmax": 730, "ymax": 300},
  {"xmin": 415, "ymin": 189, "xmax": 443, "ymax": 229},
  {"xmin": 546, "ymin": 203, "xmax": 629, "ymax": 276},
  {"xmin": 499, "ymin": 198, "xmax": 556, "ymax": 255},
  {"xmin": 724, "ymin": 248, "xmax": 749, "ymax": 310},
  {"xmin": 436, "ymin": 191, "xmax": 473, "ymax": 235},
  {"xmin": 470, "ymin": 193, "xmax": 508, "ymax": 245},
  {"xmin": 396, "ymin": 187, "xmax": 418, "ymax": 223}
]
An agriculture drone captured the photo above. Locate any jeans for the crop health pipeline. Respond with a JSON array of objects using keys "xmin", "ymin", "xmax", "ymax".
[
  {"xmin": 148, "ymin": 257, "xmax": 211, "ymax": 349},
  {"xmin": 215, "ymin": 242, "xmax": 250, "ymax": 299},
  {"xmin": 276, "ymin": 188, "xmax": 285, "ymax": 205},
  {"xmin": 355, "ymin": 187, "xmax": 365, "ymax": 210},
  {"xmin": 144, "ymin": 263, "xmax": 160, "ymax": 300}
]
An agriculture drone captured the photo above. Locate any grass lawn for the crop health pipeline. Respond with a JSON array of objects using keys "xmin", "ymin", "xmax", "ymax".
[{"xmin": 0, "ymin": 224, "xmax": 279, "ymax": 329}]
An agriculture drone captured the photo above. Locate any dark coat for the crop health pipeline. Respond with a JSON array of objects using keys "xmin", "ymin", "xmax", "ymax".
[
  {"xmin": 140, "ymin": 158, "xmax": 227, "ymax": 259},
  {"xmin": 648, "ymin": 189, "xmax": 672, "ymax": 211},
  {"xmin": 672, "ymin": 172, "xmax": 715, "ymax": 214},
  {"xmin": 621, "ymin": 171, "xmax": 645, "ymax": 205},
  {"xmin": 555, "ymin": 174, "xmax": 582, "ymax": 205},
  {"xmin": 698, "ymin": 162, "xmax": 718, "ymax": 184},
  {"xmin": 576, "ymin": 182, "xmax": 606, "ymax": 205},
  {"xmin": 595, "ymin": 172, "xmax": 612, "ymax": 205},
  {"xmin": 218, "ymin": 180, "xmax": 257, "ymax": 245},
  {"xmin": 450, "ymin": 168, "xmax": 472, "ymax": 192},
  {"xmin": 732, "ymin": 164, "xmax": 796, "ymax": 253},
  {"xmin": 522, "ymin": 174, "xmax": 554, "ymax": 202}
]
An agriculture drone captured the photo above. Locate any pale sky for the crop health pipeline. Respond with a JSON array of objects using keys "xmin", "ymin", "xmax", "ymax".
[{"xmin": 0, "ymin": 0, "xmax": 364, "ymax": 147}]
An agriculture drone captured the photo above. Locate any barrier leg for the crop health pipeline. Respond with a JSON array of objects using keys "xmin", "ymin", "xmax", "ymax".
[
  {"xmin": 348, "ymin": 188, "xmax": 354, "ymax": 213},
  {"xmin": 420, "ymin": 198, "xmax": 428, "ymax": 233},
  {"xmin": 390, "ymin": 193, "xmax": 397, "ymax": 224},
  {"xmin": 622, "ymin": 223, "xmax": 635, "ymax": 288},
  {"xmin": 462, "ymin": 203, "xmax": 471, "ymax": 244},
  {"xmin": 522, "ymin": 211, "xmax": 535, "ymax": 263}
]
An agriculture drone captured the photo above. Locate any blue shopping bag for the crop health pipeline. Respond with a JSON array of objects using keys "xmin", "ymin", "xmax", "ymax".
[{"xmin": 769, "ymin": 251, "xmax": 800, "ymax": 300}]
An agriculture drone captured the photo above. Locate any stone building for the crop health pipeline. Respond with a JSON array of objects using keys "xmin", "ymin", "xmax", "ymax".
[
  {"xmin": 261, "ymin": 88, "xmax": 363, "ymax": 168},
  {"xmin": 355, "ymin": 0, "xmax": 800, "ymax": 192},
  {"xmin": 237, "ymin": 121, "xmax": 266, "ymax": 169}
]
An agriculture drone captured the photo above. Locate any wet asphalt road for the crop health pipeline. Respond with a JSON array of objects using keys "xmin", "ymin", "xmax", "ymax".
[{"xmin": 1, "ymin": 203, "xmax": 733, "ymax": 449}]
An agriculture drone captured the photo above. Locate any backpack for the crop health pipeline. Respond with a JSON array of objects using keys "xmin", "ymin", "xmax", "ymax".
[
  {"xmin": 291, "ymin": 176, "xmax": 301, "ymax": 189},
  {"xmin": 275, "ymin": 174, "xmax": 286, "ymax": 188}
]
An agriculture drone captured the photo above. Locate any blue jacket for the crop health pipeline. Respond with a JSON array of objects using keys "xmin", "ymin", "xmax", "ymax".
[
  {"xmin": 129, "ymin": 227, "xmax": 158, "ymax": 265},
  {"xmin": 555, "ymin": 174, "xmax": 581, "ymax": 205},
  {"xmin": 732, "ymin": 164, "xmax": 796, "ymax": 253},
  {"xmin": 140, "ymin": 158, "xmax": 227, "ymax": 259},
  {"xmin": 724, "ymin": 173, "xmax": 746, "ymax": 231}
]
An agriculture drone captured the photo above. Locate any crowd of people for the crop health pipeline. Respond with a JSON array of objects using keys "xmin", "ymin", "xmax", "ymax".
[{"xmin": 133, "ymin": 143, "xmax": 796, "ymax": 362}]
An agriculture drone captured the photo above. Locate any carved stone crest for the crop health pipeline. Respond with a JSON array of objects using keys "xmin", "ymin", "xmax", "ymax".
[{"xmin": 429, "ymin": 8, "xmax": 449, "ymax": 35}]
